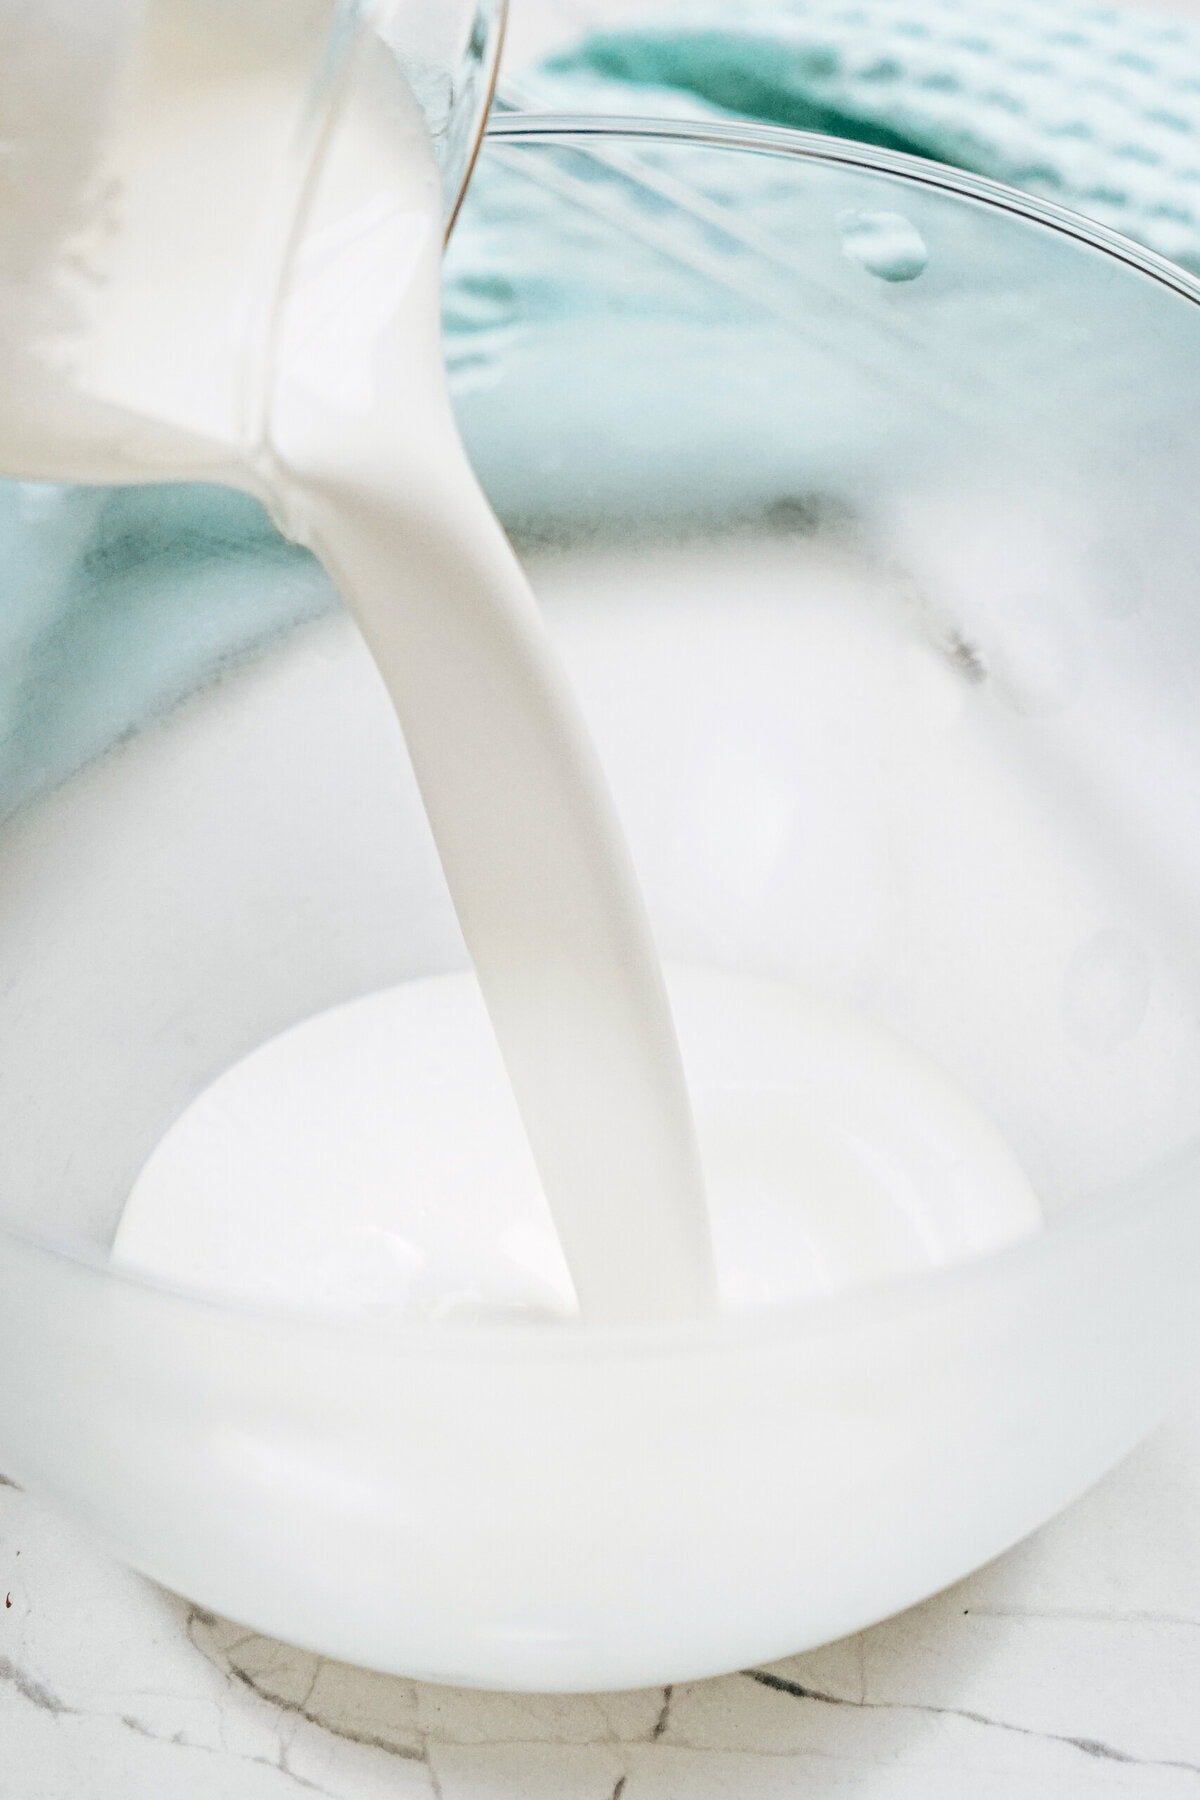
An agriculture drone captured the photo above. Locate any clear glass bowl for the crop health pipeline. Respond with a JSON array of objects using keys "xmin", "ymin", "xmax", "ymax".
[{"xmin": 0, "ymin": 117, "xmax": 1198, "ymax": 1691}]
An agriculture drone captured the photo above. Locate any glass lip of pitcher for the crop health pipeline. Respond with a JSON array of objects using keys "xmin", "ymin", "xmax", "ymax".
[
  {"xmin": 445, "ymin": 0, "xmax": 508, "ymax": 235},
  {"xmin": 320, "ymin": 0, "xmax": 508, "ymax": 236},
  {"xmin": 6, "ymin": 112, "xmax": 1200, "ymax": 1355}
]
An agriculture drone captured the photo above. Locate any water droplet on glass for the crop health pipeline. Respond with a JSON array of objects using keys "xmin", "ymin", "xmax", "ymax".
[{"xmin": 837, "ymin": 209, "xmax": 928, "ymax": 282}]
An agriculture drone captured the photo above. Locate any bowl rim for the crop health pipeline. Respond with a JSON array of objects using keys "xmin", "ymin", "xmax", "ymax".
[
  {"xmin": 10, "ymin": 113, "xmax": 1200, "ymax": 1359},
  {"xmin": 485, "ymin": 109, "xmax": 1200, "ymax": 311}
]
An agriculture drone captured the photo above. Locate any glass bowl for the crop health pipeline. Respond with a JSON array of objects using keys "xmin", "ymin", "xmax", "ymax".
[{"xmin": 0, "ymin": 116, "xmax": 1198, "ymax": 1692}]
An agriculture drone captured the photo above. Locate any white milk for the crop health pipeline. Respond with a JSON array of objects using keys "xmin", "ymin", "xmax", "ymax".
[
  {"xmin": 117, "ymin": 966, "xmax": 1041, "ymax": 1319},
  {"xmin": 5, "ymin": 4, "xmax": 1040, "ymax": 1323},
  {"xmin": 247, "ymin": 24, "xmax": 719, "ymax": 1324}
]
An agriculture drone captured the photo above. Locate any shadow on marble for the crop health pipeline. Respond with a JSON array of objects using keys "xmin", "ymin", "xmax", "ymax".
[{"xmin": 174, "ymin": 1573, "xmax": 1002, "ymax": 1799}]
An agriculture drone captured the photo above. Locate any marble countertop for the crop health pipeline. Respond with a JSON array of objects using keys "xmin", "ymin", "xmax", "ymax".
[{"xmin": 3, "ymin": 1383, "xmax": 1199, "ymax": 1799}]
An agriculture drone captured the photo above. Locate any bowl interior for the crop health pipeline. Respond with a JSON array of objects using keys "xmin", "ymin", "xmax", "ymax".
[{"xmin": 1, "ymin": 125, "xmax": 1199, "ymax": 1283}]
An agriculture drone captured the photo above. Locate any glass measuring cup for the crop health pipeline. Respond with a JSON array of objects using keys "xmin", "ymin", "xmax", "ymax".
[{"xmin": 0, "ymin": 0, "xmax": 505, "ymax": 485}]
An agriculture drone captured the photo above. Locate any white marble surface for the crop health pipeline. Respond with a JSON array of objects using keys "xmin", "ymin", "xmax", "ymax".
[
  {"xmin": 6, "ymin": 1, "xmax": 1200, "ymax": 1795},
  {"xmin": 2, "ymin": 1383, "xmax": 1200, "ymax": 1799}
]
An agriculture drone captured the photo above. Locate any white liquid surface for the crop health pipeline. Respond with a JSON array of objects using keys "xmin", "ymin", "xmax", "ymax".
[{"xmin": 115, "ymin": 967, "xmax": 1041, "ymax": 1319}]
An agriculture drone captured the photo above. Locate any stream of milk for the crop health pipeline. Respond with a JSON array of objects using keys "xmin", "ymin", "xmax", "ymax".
[{"xmin": 5, "ymin": 4, "xmax": 1041, "ymax": 1323}]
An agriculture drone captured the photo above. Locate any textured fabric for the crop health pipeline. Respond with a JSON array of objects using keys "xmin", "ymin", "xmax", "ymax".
[
  {"xmin": 2, "ymin": 0, "xmax": 1198, "ymax": 818},
  {"xmin": 536, "ymin": 0, "xmax": 1200, "ymax": 274}
]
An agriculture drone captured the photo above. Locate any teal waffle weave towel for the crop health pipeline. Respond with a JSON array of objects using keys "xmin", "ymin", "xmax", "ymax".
[
  {"xmin": 2, "ymin": 0, "xmax": 1198, "ymax": 817},
  {"xmin": 534, "ymin": 0, "xmax": 1200, "ymax": 276}
]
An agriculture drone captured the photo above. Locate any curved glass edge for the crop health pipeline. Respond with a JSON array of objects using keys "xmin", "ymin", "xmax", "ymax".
[
  {"xmin": 482, "ymin": 111, "xmax": 1200, "ymax": 311},
  {"xmin": 313, "ymin": 0, "xmax": 507, "ymax": 240},
  {"xmin": 445, "ymin": 0, "xmax": 508, "ymax": 237},
  {"xmin": 5, "ymin": 113, "xmax": 1199, "ymax": 1350}
]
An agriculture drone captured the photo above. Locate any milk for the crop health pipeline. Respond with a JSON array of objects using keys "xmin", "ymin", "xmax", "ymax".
[
  {"xmin": 4, "ymin": 3, "xmax": 1040, "ymax": 1324},
  {"xmin": 117, "ymin": 966, "xmax": 1041, "ymax": 1319},
  {"xmin": 248, "ymin": 25, "xmax": 719, "ymax": 1323}
]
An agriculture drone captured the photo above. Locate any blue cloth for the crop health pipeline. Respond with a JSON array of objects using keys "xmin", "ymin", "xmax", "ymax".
[{"xmin": 2, "ymin": 0, "xmax": 1198, "ymax": 817}]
